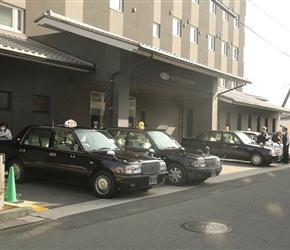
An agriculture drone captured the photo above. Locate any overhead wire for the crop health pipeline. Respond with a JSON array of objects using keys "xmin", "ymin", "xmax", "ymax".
[{"xmin": 243, "ymin": 0, "xmax": 290, "ymax": 58}]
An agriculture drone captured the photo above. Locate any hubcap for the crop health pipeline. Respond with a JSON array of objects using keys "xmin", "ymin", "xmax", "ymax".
[
  {"xmin": 252, "ymin": 155, "xmax": 262, "ymax": 165},
  {"xmin": 168, "ymin": 167, "xmax": 182, "ymax": 183},
  {"xmin": 95, "ymin": 175, "xmax": 110, "ymax": 194}
]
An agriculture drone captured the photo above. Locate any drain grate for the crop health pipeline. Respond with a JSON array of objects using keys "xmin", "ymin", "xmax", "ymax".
[{"xmin": 181, "ymin": 221, "xmax": 233, "ymax": 234}]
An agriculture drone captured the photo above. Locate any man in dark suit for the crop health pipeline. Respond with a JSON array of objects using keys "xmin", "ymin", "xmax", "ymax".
[{"xmin": 282, "ymin": 127, "xmax": 290, "ymax": 164}]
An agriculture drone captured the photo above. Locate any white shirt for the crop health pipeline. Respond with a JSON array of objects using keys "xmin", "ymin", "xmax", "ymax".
[{"xmin": 0, "ymin": 128, "xmax": 12, "ymax": 140}]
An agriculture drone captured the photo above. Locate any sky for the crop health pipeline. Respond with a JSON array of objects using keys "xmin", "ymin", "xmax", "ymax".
[{"xmin": 243, "ymin": 0, "xmax": 290, "ymax": 108}]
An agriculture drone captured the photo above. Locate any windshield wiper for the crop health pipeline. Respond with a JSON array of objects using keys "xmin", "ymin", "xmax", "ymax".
[{"xmin": 162, "ymin": 146, "xmax": 178, "ymax": 150}]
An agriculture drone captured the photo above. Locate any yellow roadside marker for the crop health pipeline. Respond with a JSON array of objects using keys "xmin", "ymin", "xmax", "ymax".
[{"xmin": 23, "ymin": 204, "xmax": 49, "ymax": 212}]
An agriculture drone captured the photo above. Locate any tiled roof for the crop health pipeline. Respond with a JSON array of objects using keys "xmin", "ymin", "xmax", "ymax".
[
  {"xmin": 0, "ymin": 33, "xmax": 95, "ymax": 72},
  {"xmin": 218, "ymin": 87, "xmax": 290, "ymax": 113}
]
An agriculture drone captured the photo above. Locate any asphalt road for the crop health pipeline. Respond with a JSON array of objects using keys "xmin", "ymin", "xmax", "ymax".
[{"xmin": 1, "ymin": 160, "xmax": 290, "ymax": 249}]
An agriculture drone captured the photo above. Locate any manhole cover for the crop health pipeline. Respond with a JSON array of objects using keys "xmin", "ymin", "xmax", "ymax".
[{"xmin": 181, "ymin": 221, "xmax": 233, "ymax": 234}]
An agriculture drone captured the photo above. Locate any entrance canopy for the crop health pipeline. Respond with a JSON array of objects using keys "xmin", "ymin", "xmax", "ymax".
[{"xmin": 34, "ymin": 10, "xmax": 251, "ymax": 85}]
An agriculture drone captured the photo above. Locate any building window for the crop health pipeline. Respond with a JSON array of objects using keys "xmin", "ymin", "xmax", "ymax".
[
  {"xmin": 0, "ymin": 91, "xmax": 11, "ymax": 110},
  {"xmin": 221, "ymin": 41, "xmax": 228, "ymax": 56},
  {"xmin": 220, "ymin": 79, "xmax": 226, "ymax": 87},
  {"xmin": 153, "ymin": 23, "xmax": 160, "ymax": 38},
  {"xmin": 33, "ymin": 95, "xmax": 49, "ymax": 112},
  {"xmin": 237, "ymin": 114, "xmax": 242, "ymax": 130},
  {"xmin": 0, "ymin": 2, "xmax": 24, "ymax": 33},
  {"xmin": 265, "ymin": 117, "xmax": 268, "ymax": 129},
  {"xmin": 192, "ymin": 0, "xmax": 199, "ymax": 3},
  {"xmin": 110, "ymin": 0, "xmax": 123, "ymax": 12},
  {"xmin": 232, "ymin": 82, "xmax": 238, "ymax": 89},
  {"xmin": 256, "ymin": 116, "xmax": 261, "ymax": 132},
  {"xmin": 248, "ymin": 115, "xmax": 252, "ymax": 130},
  {"xmin": 172, "ymin": 17, "xmax": 181, "ymax": 37},
  {"xmin": 223, "ymin": 11, "xmax": 229, "ymax": 22},
  {"xmin": 190, "ymin": 26, "xmax": 198, "ymax": 44},
  {"xmin": 233, "ymin": 46, "xmax": 239, "ymax": 60},
  {"xmin": 234, "ymin": 16, "xmax": 239, "ymax": 28},
  {"xmin": 209, "ymin": 1, "xmax": 216, "ymax": 14},
  {"xmin": 208, "ymin": 35, "xmax": 215, "ymax": 51},
  {"xmin": 272, "ymin": 118, "xmax": 276, "ymax": 132}
]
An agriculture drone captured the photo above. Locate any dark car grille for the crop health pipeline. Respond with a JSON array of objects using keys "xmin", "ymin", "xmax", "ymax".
[
  {"xmin": 142, "ymin": 161, "xmax": 161, "ymax": 174},
  {"xmin": 205, "ymin": 157, "xmax": 218, "ymax": 167}
]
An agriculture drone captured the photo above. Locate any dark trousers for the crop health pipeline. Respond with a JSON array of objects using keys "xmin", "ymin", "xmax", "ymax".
[{"xmin": 283, "ymin": 144, "xmax": 289, "ymax": 163}]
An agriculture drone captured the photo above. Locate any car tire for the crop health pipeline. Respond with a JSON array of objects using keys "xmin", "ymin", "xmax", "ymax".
[
  {"xmin": 7, "ymin": 159, "xmax": 26, "ymax": 183},
  {"xmin": 250, "ymin": 153, "xmax": 265, "ymax": 166},
  {"xmin": 166, "ymin": 163, "xmax": 187, "ymax": 186},
  {"xmin": 92, "ymin": 170, "xmax": 117, "ymax": 198}
]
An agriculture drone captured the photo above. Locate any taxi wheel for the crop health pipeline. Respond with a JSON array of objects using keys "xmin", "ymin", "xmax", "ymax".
[
  {"xmin": 92, "ymin": 170, "xmax": 117, "ymax": 198},
  {"xmin": 166, "ymin": 163, "xmax": 187, "ymax": 186},
  {"xmin": 250, "ymin": 153, "xmax": 265, "ymax": 166},
  {"xmin": 7, "ymin": 159, "xmax": 26, "ymax": 183}
]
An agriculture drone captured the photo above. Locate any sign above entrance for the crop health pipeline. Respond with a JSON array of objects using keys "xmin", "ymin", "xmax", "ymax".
[{"xmin": 160, "ymin": 72, "xmax": 195, "ymax": 85}]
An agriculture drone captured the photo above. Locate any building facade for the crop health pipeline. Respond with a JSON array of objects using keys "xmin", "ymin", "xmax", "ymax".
[{"xmin": 0, "ymin": 0, "xmax": 287, "ymax": 140}]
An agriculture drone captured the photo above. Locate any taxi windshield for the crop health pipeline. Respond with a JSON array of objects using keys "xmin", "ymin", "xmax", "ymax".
[
  {"xmin": 147, "ymin": 131, "xmax": 180, "ymax": 150},
  {"xmin": 75, "ymin": 130, "xmax": 123, "ymax": 152}
]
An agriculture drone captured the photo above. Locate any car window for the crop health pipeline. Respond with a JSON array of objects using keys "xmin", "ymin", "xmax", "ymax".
[
  {"xmin": 222, "ymin": 133, "xmax": 241, "ymax": 144},
  {"xmin": 23, "ymin": 128, "xmax": 51, "ymax": 148},
  {"xmin": 202, "ymin": 131, "xmax": 222, "ymax": 142},
  {"xmin": 75, "ymin": 130, "xmax": 122, "ymax": 151},
  {"xmin": 54, "ymin": 129, "xmax": 79, "ymax": 151},
  {"xmin": 108, "ymin": 130, "xmax": 152, "ymax": 149}
]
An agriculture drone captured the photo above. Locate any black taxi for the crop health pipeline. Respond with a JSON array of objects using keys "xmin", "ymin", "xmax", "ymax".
[
  {"xmin": 0, "ymin": 120, "xmax": 167, "ymax": 198},
  {"xmin": 106, "ymin": 128, "xmax": 222, "ymax": 186}
]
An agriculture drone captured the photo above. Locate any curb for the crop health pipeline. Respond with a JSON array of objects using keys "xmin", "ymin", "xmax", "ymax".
[{"xmin": 0, "ymin": 206, "xmax": 34, "ymax": 220}]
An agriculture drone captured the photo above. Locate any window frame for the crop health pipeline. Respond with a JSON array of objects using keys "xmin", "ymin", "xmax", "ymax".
[
  {"xmin": 209, "ymin": 1, "xmax": 216, "ymax": 14},
  {"xmin": 153, "ymin": 22, "xmax": 160, "ymax": 38},
  {"xmin": 208, "ymin": 35, "xmax": 215, "ymax": 51},
  {"xmin": 221, "ymin": 41, "xmax": 228, "ymax": 56},
  {"xmin": 109, "ymin": 0, "xmax": 123, "ymax": 12},
  {"xmin": 190, "ymin": 26, "xmax": 198, "ymax": 44},
  {"xmin": 220, "ymin": 79, "xmax": 226, "ymax": 88},
  {"xmin": 0, "ymin": 2, "xmax": 24, "ymax": 33},
  {"xmin": 172, "ymin": 17, "xmax": 182, "ymax": 37},
  {"xmin": 233, "ymin": 46, "xmax": 239, "ymax": 60},
  {"xmin": 0, "ymin": 91, "xmax": 11, "ymax": 110},
  {"xmin": 223, "ymin": 11, "xmax": 229, "ymax": 22},
  {"xmin": 33, "ymin": 95, "xmax": 49, "ymax": 113}
]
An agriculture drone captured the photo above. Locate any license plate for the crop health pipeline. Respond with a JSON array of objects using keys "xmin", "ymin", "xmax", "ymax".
[
  {"xmin": 149, "ymin": 175, "xmax": 158, "ymax": 185},
  {"xmin": 211, "ymin": 170, "xmax": 217, "ymax": 177}
]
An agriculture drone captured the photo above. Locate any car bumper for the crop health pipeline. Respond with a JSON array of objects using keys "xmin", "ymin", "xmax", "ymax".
[
  {"xmin": 186, "ymin": 165, "xmax": 222, "ymax": 180},
  {"xmin": 116, "ymin": 172, "xmax": 168, "ymax": 191}
]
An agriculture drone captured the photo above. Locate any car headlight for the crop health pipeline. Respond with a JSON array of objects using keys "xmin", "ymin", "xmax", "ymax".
[
  {"xmin": 125, "ymin": 165, "xmax": 142, "ymax": 174},
  {"xmin": 189, "ymin": 159, "xmax": 206, "ymax": 168},
  {"xmin": 160, "ymin": 161, "xmax": 167, "ymax": 172}
]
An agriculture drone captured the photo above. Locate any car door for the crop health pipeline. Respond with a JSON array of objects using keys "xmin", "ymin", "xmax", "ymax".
[
  {"xmin": 199, "ymin": 131, "xmax": 223, "ymax": 157},
  {"xmin": 45, "ymin": 128, "xmax": 92, "ymax": 184},
  {"xmin": 221, "ymin": 132, "xmax": 246, "ymax": 160},
  {"xmin": 20, "ymin": 128, "xmax": 52, "ymax": 174}
]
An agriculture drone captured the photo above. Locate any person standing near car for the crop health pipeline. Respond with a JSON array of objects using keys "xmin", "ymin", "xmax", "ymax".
[
  {"xmin": 257, "ymin": 126, "xmax": 269, "ymax": 145},
  {"xmin": 282, "ymin": 127, "xmax": 290, "ymax": 164},
  {"xmin": 0, "ymin": 121, "xmax": 12, "ymax": 140}
]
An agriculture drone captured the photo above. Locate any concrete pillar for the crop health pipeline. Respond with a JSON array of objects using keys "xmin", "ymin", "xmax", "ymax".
[{"xmin": 211, "ymin": 78, "xmax": 219, "ymax": 130}]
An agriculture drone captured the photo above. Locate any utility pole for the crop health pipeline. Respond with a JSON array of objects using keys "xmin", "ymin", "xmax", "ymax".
[{"xmin": 282, "ymin": 88, "xmax": 290, "ymax": 107}]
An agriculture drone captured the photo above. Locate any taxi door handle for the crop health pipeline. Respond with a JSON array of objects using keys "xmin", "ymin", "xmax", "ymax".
[
  {"xmin": 19, "ymin": 149, "xmax": 26, "ymax": 153},
  {"xmin": 50, "ymin": 152, "xmax": 56, "ymax": 157},
  {"xmin": 70, "ymin": 155, "xmax": 75, "ymax": 158},
  {"xmin": 231, "ymin": 146, "xmax": 238, "ymax": 148},
  {"xmin": 222, "ymin": 145, "xmax": 227, "ymax": 147}
]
